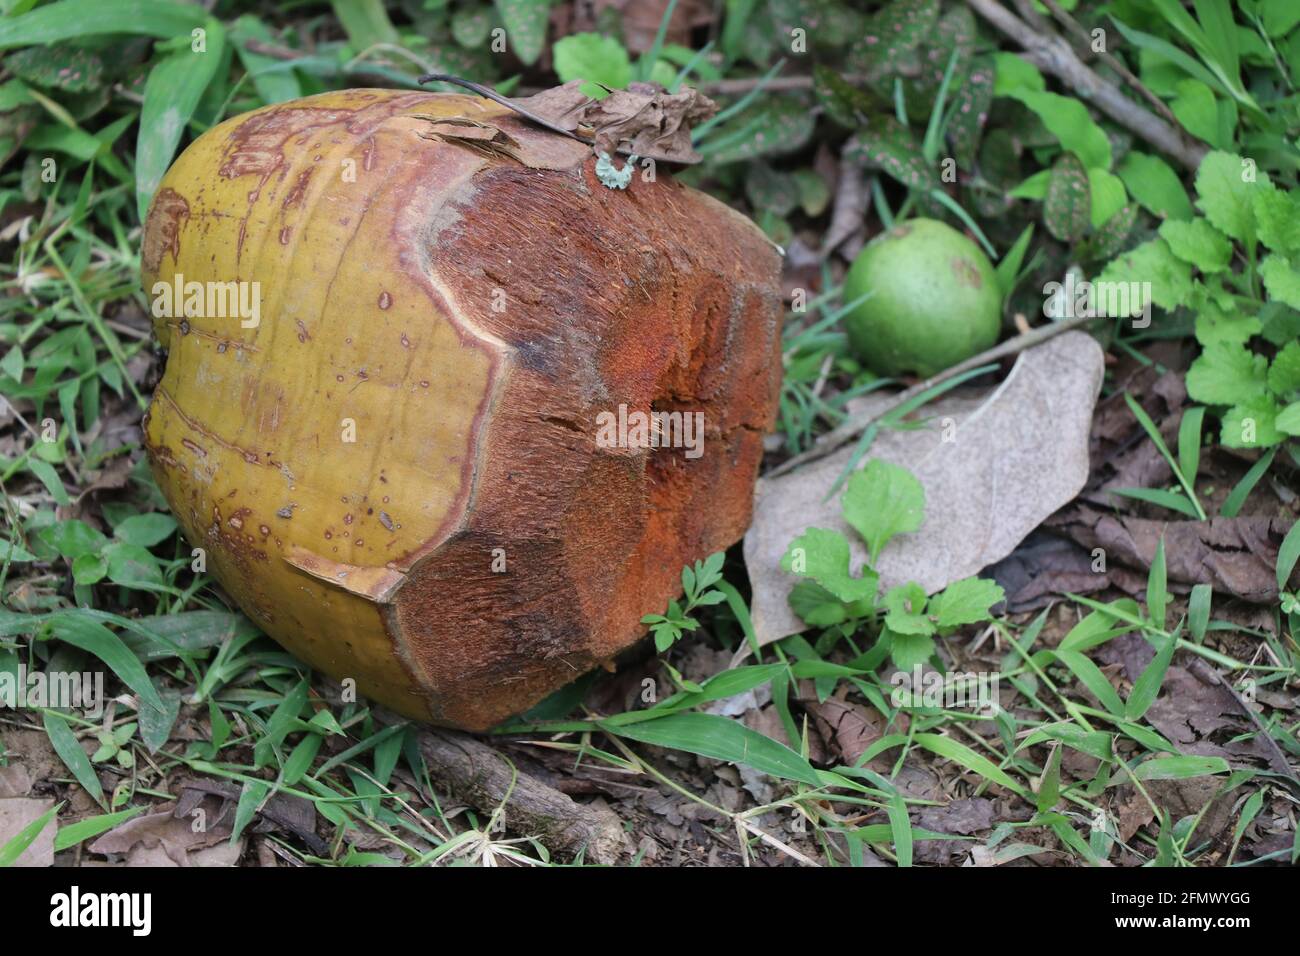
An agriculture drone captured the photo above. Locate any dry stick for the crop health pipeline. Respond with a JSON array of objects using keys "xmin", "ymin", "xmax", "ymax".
[
  {"xmin": 1037, "ymin": 0, "xmax": 1182, "ymax": 129},
  {"xmin": 963, "ymin": 0, "xmax": 1208, "ymax": 171},
  {"xmin": 767, "ymin": 314, "xmax": 1096, "ymax": 478},
  {"xmin": 350, "ymin": 694, "xmax": 629, "ymax": 863}
]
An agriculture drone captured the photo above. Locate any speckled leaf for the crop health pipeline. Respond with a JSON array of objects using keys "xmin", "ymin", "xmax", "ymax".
[
  {"xmin": 701, "ymin": 95, "xmax": 815, "ymax": 164},
  {"xmin": 1044, "ymin": 152, "xmax": 1091, "ymax": 242},
  {"xmin": 969, "ymin": 127, "xmax": 1019, "ymax": 217},
  {"xmin": 745, "ymin": 163, "xmax": 799, "ymax": 217},
  {"xmin": 904, "ymin": 5, "xmax": 976, "ymax": 116},
  {"xmin": 451, "ymin": 7, "xmax": 494, "ymax": 49},
  {"xmin": 494, "ymin": 0, "xmax": 549, "ymax": 66},
  {"xmin": 6, "ymin": 42, "xmax": 104, "ymax": 93},
  {"xmin": 813, "ymin": 65, "xmax": 882, "ymax": 129},
  {"xmin": 850, "ymin": 0, "xmax": 940, "ymax": 82},
  {"xmin": 948, "ymin": 55, "xmax": 994, "ymax": 170},
  {"xmin": 1078, "ymin": 203, "xmax": 1136, "ymax": 262},
  {"xmin": 843, "ymin": 113, "xmax": 939, "ymax": 196}
]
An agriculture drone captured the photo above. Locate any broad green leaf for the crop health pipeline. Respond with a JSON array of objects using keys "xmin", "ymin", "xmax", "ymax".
[
  {"xmin": 1158, "ymin": 218, "xmax": 1232, "ymax": 272},
  {"xmin": 331, "ymin": 0, "xmax": 399, "ymax": 49},
  {"xmin": 102, "ymin": 541, "xmax": 165, "ymax": 589},
  {"xmin": 782, "ymin": 528, "xmax": 877, "ymax": 604},
  {"xmin": 552, "ymin": 32, "xmax": 631, "ymax": 97},
  {"xmin": 230, "ymin": 778, "xmax": 269, "ymax": 843},
  {"xmin": 1019, "ymin": 723, "xmax": 1115, "ymax": 762},
  {"xmin": 1268, "ymin": 341, "xmax": 1300, "ymax": 396},
  {"xmin": 1118, "ymin": 152, "xmax": 1193, "ymax": 220},
  {"xmin": 1036, "ymin": 744, "xmax": 1062, "ymax": 814},
  {"xmin": 1170, "ymin": 78, "xmax": 1221, "ymax": 146},
  {"xmin": 842, "ymin": 459, "xmax": 926, "ymax": 562},
  {"xmin": 1087, "ymin": 167, "xmax": 1128, "ymax": 229},
  {"xmin": 1079, "ymin": 203, "xmax": 1137, "ymax": 262},
  {"xmin": 1186, "ymin": 341, "xmax": 1268, "ymax": 406},
  {"xmin": 1005, "ymin": 89, "xmax": 1110, "ymax": 169},
  {"xmin": 112, "ymin": 512, "xmax": 177, "ymax": 548},
  {"xmin": 230, "ymin": 15, "xmax": 302, "ymax": 106},
  {"xmin": 1259, "ymin": 254, "xmax": 1300, "ymax": 309},
  {"xmin": 1221, "ymin": 394, "xmax": 1283, "ymax": 447},
  {"xmin": 1096, "ymin": 238, "xmax": 1193, "ymax": 313},
  {"xmin": 1194, "ymin": 302, "xmax": 1261, "ymax": 348},
  {"xmin": 991, "ymin": 51, "xmax": 1044, "ymax": 94},
  {"xmin": 1188, "ymin": 584, "xmax": 1212, "ymax": 642},
  {"xmin": 1254, "ymin": 186, "xmax": 1300, "ymax": 253},
  {"xmin": 36, "ymin": 515, "xmax": 105, "ymax": 561},
  {"xmin": 136, "ymin": 686, "xmax": 180, "ymax": 754},
  {"xmin": 700, "ymin": 95, "xmax": 815, "ymax": 164},
  {"xmin": 883, "ymin": 582, "xmax": 933, "ymax": 635},
  {"xmin": 889, "ymin": 632, "xmax": 936, "ymax": 670},
  {"xmin": 1277, "ymin": 402, "xmax": 1300, "ymax": 436},
  {"xmin": 1194, "ymin": 150, "xmax": 1270, "ymax": 244},
  {"xmin": 928, "ymin": 577, "xmax": 1004, "ymax": 631},
  {"xmin": 495, "ymin": 0, "xmax": 550, "ymax": 67},
  {"xmin": 0, "ymin": 540, "xmax": 37, "ymax": 562},
  {"xmin": 947, "ymin": 55, "xmax": 994, "ymax": 169},
  {"xmin": 851, "ymin": 0, "xmax": 939, "ymax": 79}
]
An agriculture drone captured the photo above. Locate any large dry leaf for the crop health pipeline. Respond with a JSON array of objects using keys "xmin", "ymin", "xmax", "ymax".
[
  {"xmin": 87, "ymin": 793, "xmax": 240, "ymax": 867},
  {"xmin": 743, "ymin": 332, "xmax": 1103, "ymax": 649}
]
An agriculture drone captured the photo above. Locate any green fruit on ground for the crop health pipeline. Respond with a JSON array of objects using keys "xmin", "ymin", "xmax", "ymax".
[{"xmin": 843, "ymin": 218, "xmax": 1002, "ymax": 378}]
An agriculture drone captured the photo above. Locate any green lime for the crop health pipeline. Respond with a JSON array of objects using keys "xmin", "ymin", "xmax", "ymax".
[{"xmin": 843, "ymin": 218, "xmax": 1002, "ymax": 377}]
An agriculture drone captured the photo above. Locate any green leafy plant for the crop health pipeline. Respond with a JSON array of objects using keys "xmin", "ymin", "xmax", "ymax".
[
  {"xmin": 781, "ymin": 459, "xmax": 1004, "ymax": 668},
  {"xmin": 1099, "ymin": 151, "xmax": 1300, "ymax": 464},
  {"xmin": 641, "ymin": 551, "xmax": 727, "ymax": 652}
]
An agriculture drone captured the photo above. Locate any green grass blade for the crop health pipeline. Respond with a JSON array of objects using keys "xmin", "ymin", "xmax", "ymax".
[
  {"xmin": 42, "ymin": 712, "xmax": 104, "ymax": 807},
  {"xmin": 1221, "ymin": 446, "xmax": 1277, "ymax": 518},
  {"xmin": 0, "ymin": 0, "xmax": 205, "ymax": 50},
  {"xmin": 0, "ymin": 802, "xmax": 60, "ymax": 867},
  {"xmin": 602, "ymin": 713, "xmax": 822, "ymax": 785}
]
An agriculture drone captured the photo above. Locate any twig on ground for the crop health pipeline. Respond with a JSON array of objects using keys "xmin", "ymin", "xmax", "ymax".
[
  {"xmin": 963, "ymin": 0, "xmax": 1207, "ymax": 171},
  {"xmin": 370, "ymin": 705, "xmax": 630, "ymax": 864},
  {"xmin": 767, "ymin": 314, "xmax": 1097, "ymax": 477},
  {"xmin": 1038, "ymin": 0, "xmax": 1182, "ymax": 128}
]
